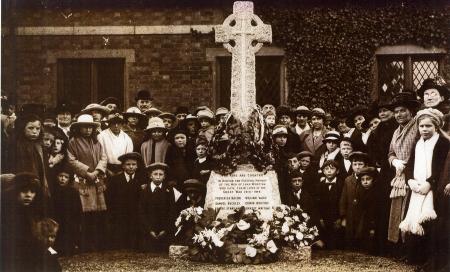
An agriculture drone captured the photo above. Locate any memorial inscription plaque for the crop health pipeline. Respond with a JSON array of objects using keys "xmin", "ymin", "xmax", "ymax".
[{"xmin": 204, "ymin": 165, "xmax": 281, "ymax": 220}]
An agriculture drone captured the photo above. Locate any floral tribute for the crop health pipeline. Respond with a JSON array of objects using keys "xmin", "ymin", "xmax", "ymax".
[
  {"xmin": 174, "ymin": 205, "xmax": 319, "ymax": 264},
  {"xmin": 270, "ymin": 205, "xmax": 319, "ymax": 249},
  {"xmin": 208, "ymin": 109, "xmax": 276, "ymax": 176}
]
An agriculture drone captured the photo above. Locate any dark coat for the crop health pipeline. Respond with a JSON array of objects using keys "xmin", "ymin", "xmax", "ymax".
[
  {"xmin": 315, "ymin": 176, "xmax": 345, "ymax": 225},
  {"xmin": 53, "ymin": 185, "xmax": 82, "ymax": 255},
  {"xmin": 165, "ymin": 145, "xmax": 194, "ymax": 190},
  {"xmin": 299, "ymin": 129, "xmax": 328, "ymax": 158},
  {"xmin": 138, "ymin": 183, "xmax": 176, "ymax": 251},
  {"xmin": 106, "ymin": 172, "xmax": 144, "ymax": 249},
  {"xmin": 339, "ymin": 174, "xmax": 360, "ymax": 242},
  {"xmin": 191, "ymin": 157, "xmax": 215, "ymax": 185}
]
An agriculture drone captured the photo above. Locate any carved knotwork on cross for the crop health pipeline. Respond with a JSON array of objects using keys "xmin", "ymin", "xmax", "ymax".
[{"xmin": 215, "ymin": 1, "xmax": 272, "ymax": 124}]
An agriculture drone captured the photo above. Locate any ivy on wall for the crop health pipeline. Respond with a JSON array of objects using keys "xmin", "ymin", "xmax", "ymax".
[{"xmin": 260, "ymin": 5, "xmax": 449, "ymax": 114}]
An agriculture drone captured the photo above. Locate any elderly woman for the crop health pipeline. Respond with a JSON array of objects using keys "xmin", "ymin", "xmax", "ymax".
[
  {"xmin": 400, "ymin": 108, "xmax": 450, "ymax": 268},
  {"xmin": 417, "ymin": 77, "xmax": 450, "ymax": 114},
  {"xmin": 386, "ymin": 91, "xmax": 420, "ymax": 246}
]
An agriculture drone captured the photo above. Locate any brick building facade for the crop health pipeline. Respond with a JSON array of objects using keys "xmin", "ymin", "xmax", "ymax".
[{"xmin": 2, "ymin": 2, "xmax": 449, "ymax": 113}]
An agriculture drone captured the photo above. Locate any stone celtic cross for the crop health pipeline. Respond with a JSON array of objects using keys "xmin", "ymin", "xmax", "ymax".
[{"xmin": 215, "ymin": 1, "xmax": 272, "ymax": 124}]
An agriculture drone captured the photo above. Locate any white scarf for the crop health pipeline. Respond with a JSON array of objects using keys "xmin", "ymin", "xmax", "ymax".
[
  {"xmin": 413, "ymin": 133, "xmax": 439, "ymax": 183},
  {"xmin": 98, "ymin": 129, "xmax": 134, "ymax": 164}
]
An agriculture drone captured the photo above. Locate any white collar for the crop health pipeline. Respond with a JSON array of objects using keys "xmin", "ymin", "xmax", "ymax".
[
  {"xmin": 198, "ymin": 157, "xmax": 207, "ymax": 163},
  {"xmin": 125, "ymin": 173, "xmax": 135, "ymax": 182},
  {"xmin": 325, "ymin": 177, "xmax": 337, "ymax": 184},
  {"xmin": 150, "ymin": 182, "xmax": 162, "ymax": 192},
  {"xmin": 326, "ymin": 148, "xmax": 340, "ymax": 160}
]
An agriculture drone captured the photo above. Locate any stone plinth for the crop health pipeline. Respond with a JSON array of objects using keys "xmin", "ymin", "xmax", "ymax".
[
  {"xmin": 168, "ymin": 245, "xmax": 190, "ymax": 260},
  {"xmin": 278, "ymin": 246, "xmax": 311, "ymax": 262},
  {"xmin": 204, "ymin": 164, "xmax": 281, "ymax": 220}
]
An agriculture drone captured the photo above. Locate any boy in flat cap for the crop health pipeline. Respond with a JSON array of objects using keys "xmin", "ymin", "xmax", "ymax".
[
  {"xmin": 107, "ymin": 152, "xmax": 145, "ymax": 250},
  {"xmin": 138, "ymin": 163, "xmax": 175, "ymax": 253}
]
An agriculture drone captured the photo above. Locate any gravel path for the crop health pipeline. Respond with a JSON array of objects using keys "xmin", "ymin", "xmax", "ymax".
[{"xmin": 60, "ymin": 249, "xmax": 416, "ymax": 272}]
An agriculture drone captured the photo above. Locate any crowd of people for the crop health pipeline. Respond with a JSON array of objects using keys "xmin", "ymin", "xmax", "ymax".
[{"xmin": 1, "ymin": 77, "xmax": 449, "ymax": 271}]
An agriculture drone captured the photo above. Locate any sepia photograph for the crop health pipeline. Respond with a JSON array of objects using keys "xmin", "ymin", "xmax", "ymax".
[{"xmin": 1, "ymin": 0, "xmax": 449, "ymax": 271}]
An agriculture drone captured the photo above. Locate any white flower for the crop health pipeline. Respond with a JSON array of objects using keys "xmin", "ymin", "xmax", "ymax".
[
  {"xmin": 281, "ymin": 222, "xmax": 290, "ymax": 234},
  {"xmin": 175, "ymin": 216, "xmax": 182, "ymax": 227},
  {"xmin": 212, "ymin": 236, "xmax": 224, "ymax": 247},
  {"xmin": 284, "ymin": 236, "xmax": 289, "ymax": 241},
  {"xmin": 237, "ymin": 220, "xmax": 250, "ymax": 231},
  {"xmin": 285, "ymin": 217, "xmax": 294, "ymax": 226},
  {"xmin": 275, "ymin": 211, "xmax": 284, "ymax": 219},
  {"xmin": 293, "ymin": 215, "xmax": 300, "ymax": 222},
  {"xmin": 296, "ymin": 232, "xmax": 304, "ymax": 241},
  {"xmin": 195, "ymin": 207, "xmax": 203, "ymax": 215},
  {"xmin": 245, "ymin": 246, "xmax": 257, "ymax": 257},
  {"xmin": 266, "ymin": 240, "xmax": 278, "ymax": 253},
  {"xmin": 300, "ymin": 241, "xmax": 305, "ymax": 247},
  {"xmin": 302, "ymin": 212, "xmax": 308, "ymax": 219},
  {"xmin": 289, "ymin": 235, "xmax": 294, "ymax": 241},
  {"xmin": 201, "ymin": 241, "xmax": 207, "ymax": 247}
]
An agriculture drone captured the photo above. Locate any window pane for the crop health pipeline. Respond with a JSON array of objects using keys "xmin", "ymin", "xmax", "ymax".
[
  {"xmin": 377, "ymin": 58, "xmax": 404, "ymax": 100},
  {"xmin": 413, "ymin": 60, "xmax": 439, "ymax": 91},
  {"xmin": 95, "ymin": 58, "xmax": 125, "ymax": 109}
]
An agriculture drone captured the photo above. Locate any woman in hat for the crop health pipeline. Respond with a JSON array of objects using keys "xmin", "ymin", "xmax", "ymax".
[
  {"xmin": 1, "ymin": 173, "xmax": 44, "ymax": 271},
  {"xmin": 98, "ymin": 111, "xmax": 134, "ymax": 176},
  {"xmin": 122, "ymin": 106, "xmax": 148, "ymax": 152},
  {"xmin": 386, "ymin": 91, "xmax": 420, "ymax": 248},
  {"xmin": 141, "ymin": 117, "xmax": 170, "ymax": 166},
  {"xmin": 400, "ymin": 108, "xmax": 449, "ymax": 268},
  {"xmin": 300, "ymin": 108, "xmax": 329, "ymax": 158},
  {"xmin": 417, "ymin": 77, "xmax": 450, "ymax": 114},
  {"xmin": 67, "ymin": 114, "xmax": 108, "ymax": 252},
  {"xmin": 366, "ymin": 99, "xmax": 397, "ymax": 255}
]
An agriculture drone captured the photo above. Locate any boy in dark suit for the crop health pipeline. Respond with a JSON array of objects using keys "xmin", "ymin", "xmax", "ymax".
[
  {"xmin": 315, "ymin": 159, "xmax": 345, "ymax": 249},
  {"xmin": 339, "ymin": 151, "xmax": 370, "ymax": 249},
  {"xmin": 107, "ymin": 152, "xmax": 145, "ymax": 250},
  {"xmin": 138, "ymin": 162, "xmax": 176, "ymax": 253}
]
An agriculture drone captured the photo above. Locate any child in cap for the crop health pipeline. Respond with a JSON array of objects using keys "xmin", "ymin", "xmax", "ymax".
[
  {"xmin": 318, "ymin": 131, "xmax": 343, "ymax": 169},
  {"xmin": 315, "ymin": 160, "xmax": 345, "ymax": 249},
  {"xmin": 107, "ymin": 152, "xmax": 145, "ymax": 250},
  {"xmin": 67, "ymin": 114, "xmax": 107, "ymax": 252},
  {"xmin": 178, "ymin": 178, "xmax": 207, "ymax": 210},
  {"xmin": 138, "ymin": 163, "xmax": 176, "ymax": 253},
  {"xmin": 140, "ymin": 117, "xmax": 170, "ymax": 166},
  {"xmin": 159, "ymin": 112, "xmax": 176, "ymax": 131},
  {"xmin": 197, "ymin": 108, "xmax": 215, "ymax": 142},
  {"xmin": 339, "ymin": 151, "xmax": 370, "ymax": 249},
  {"xmin": 354, "ymin": 167, "xmax": 378, "ymax": 253},
  {"xmin": 52, "ymin": 167, "xmax": 82, "ymax": 256},
  {"xmin": 98, "ymin": 111, "xmax": 134, "ymax": 176},
  {"xmin": 191, "ymin": 137, "xmax": 215, "ymax": 185},
  {"xmin": 296, "ymin": 151, "xmax": 318, "ymax": 194}
]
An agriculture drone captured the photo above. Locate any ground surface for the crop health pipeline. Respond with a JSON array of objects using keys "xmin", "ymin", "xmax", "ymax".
[{"xmin": 60, "ymin": 249, "xmax": 416, "ymax": 272}]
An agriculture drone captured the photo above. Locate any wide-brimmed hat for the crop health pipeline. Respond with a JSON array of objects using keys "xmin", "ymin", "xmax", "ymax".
[
  {"xmin": 106, "ymin": 112, "xmax": 125, "ymax": 124},
  {"xmin": 54, "ymin": 102, "xmax": 74, "ymax": 115},
  {"xmin": 144, "ymin": 107, "xmax": 162, "ymax": 117},
  {"xmin": 293, "ymin": 105, "xmax": 311, "ymax": 116},
  {"xmin": 135, "ymin": 89, "xmax": 153, "ymax": 101},
  {"xmin": 159, "ymin": 112, "xmax": 176, "ymax": 122},
  {"xmin": 146, "ymin": 162, "xmax": 169, "ymax": 172},
  {"xmin": 388, "ymin": 91, "xmax": 421, "ymax": 111},
  {"xmin": 417, "ymin": 77, "xmax": 450, "ymax": 100},
  {"xmin": 215, "ymin": 107, "xmax": 229, "ymax": 116},
  {"xmin": 310, "ymin": 108, "xmax": 326, "ymax": 119},
  {"xmin": 197, "ymin": 108, "xmax": 214, "ymax": 120},
  {"xmin": 118, "ymin": 152, "xmax": 143, "ymax": 163},
  {"xmin": 100, "ymin": 97, "xmax": 120, "ymax": 107},
  {"xmin": 183, "ymin": 179, "xmax": 206, "ymax": 193},
  {"xmin": 346, "ymin": 106, "xmax": 368, "ymax": 128},
  {"xmin": 144, "ymin": 117, "xmax": 166, "ymax": 132},
  {"xmin": 276, "ymin": 105, "xmax": 293, "ymax": 119},
  {"xmin": 323, "ymin": 131, "xmax": 341, "ymax": 143},
  {"xmin": 71, "ymin": 114, "xmax": 101, "ymax": 129},
  {"xmin": 6, "ymin": 172, "xmax": 41, "ymax": 194},
  {"xmin": 123, "ymin": 107, "xmax": 147, "ymax": 120},
  {"xmin": 80, "ymin": 103, "xmax": 110, "ymax": 115},
  {"xmin": 349, "ymin": 151, "xmax": 370, "ymax": 163},
  {"xmin": 357, "ymin": 166, "xmax": 378, "ymax": 179},
  {"xmin": 272, "ymin": 125, "xmax": 288, "ymax": 136}
]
